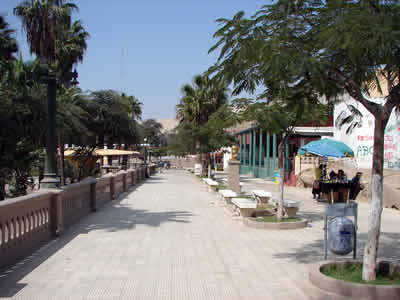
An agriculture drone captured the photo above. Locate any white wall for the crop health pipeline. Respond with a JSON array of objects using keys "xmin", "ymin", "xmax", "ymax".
[{"xmin": 333, "ymin": 94, "xmax": 400, "ymax": 169}]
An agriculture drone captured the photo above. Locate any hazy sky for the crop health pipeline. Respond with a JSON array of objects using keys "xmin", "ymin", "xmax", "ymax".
[{"xmin": 1, "ymin": 1, "xmax": 268, "ymax": 120}]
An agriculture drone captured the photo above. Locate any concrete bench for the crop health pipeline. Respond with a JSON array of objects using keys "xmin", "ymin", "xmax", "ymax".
[
  {"xmin": 203, "ymin": 178, "xmax": 216, "ymax": 185},
  {"xmin": 218, "ymin": 189, "xmax": 238, "ymax": 204},
  {"xmin": 232, "ymin": 198, "xmax": 257, "ymax": 217},
  {"xmin": 221, "ymin": 178, "xmax": 244, "ymax": 186},
  {"xmin": 202, "ymin": 178, "xmax": 210, "ymax": 184},
  {"xmin": 221, "ymin": 178, "xmax": 243, "ymax": 193},
  {"xmin": 251, "ymin": 190, "xmax": 272, "ymax": 204},
  {"xmin": 204, "ymin": 179, "xmax": 218, "ymax": 192},
  {"xmin": 272, "ymin": 198, "xmax": 301, "ymax": 218}
]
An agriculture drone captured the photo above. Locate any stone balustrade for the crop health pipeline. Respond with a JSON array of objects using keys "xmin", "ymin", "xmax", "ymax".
[{"xmin": 0, "ymin": 165, "xmax": 156, "ymax": 270}]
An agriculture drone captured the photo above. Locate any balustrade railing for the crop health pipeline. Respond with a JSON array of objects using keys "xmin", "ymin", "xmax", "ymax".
[{"xmin": 0, "ymin": 165, "xmax": 156, "ymax": 270}]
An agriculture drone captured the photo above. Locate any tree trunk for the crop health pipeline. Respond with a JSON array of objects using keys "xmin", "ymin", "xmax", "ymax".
[
  {"xmin": 14, "ymin": 170, "xmax": 28, "ymax": 197},
  {"xmin": 199, "ymin": 152, "xmax": 204, "ymax": 176},
  {"xmin": 0, "ymin": 178, "xmax": 6, "ymax": 200},
  {"xmin": 98, "ymin": 134, "xmax": 105, "ymax": 148},
  {"xmin": 277, "ymin": 137, "xmax": 286, "ymax": 221},
  {"xmin": 58, "ymin": 133, "xmax": 65, "ymax": 186},
  {"xmin": 362, "ymin": 117, "xmax": 387, "ymax": 281}
]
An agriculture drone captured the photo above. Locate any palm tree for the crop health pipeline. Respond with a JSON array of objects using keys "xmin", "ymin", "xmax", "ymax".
[
  {"xmin": 56, "ymin": 85, "xmax": 89, "ymax": 185},
  {"xmin": 0, "ymin": 16, "xmax": 18, "ymax": 61},
  {"xmin": 121, "ymin": 93, "xmax": 142, "ymax": 121},
  {"xmin": 87, "ymin": 90, "xmax": 142, "ymax": 148},
  {"xmin": 14, "ymin": 0, "xmax": 86, "ymax": 188},
  {"xmin": 177, "ymin": 74, "xmax": 228, "ymax": 126},
  {"xmin": 176, "ymin": 74, "xmax": 229, "ymax": 174},
  {"xmin": 141, "ymin": 119, "xmax": 163, "ymax": 146},
  {"xmin": 14, "ymin": 0, "xmax": 77, "ymax": 65},
  {"xmin": 0, "ymin": 59, "xmax": 47, "ymax": 198},
  {"xmin": 54, "ymin": 20, "xmax": 89, "ymax": 185},
  {"xmin": 55, "ymin": 20, "xmax": 89, "ymax": 79}
]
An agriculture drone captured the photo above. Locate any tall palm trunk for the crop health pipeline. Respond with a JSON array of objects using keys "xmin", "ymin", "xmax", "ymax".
[
  {"xmin": 14, "ymin": 169, "xmax": 28, "ymax": 197},
  {"xmin": 207, "ymin": 152, "xmax": 211, "ymax": 178},
  {"xmin": 0, "ymin": 178, "xmax": 6, "ymax": 200}
]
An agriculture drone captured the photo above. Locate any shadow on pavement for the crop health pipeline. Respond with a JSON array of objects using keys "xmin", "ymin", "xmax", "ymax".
[
  {"xmin": 0, "ymin": 177, "xmax": 193, "ymax": 298},
  {"xmin": 297, "ymin": 211, "xmax": 325, "ymax": 223},
  {"xmin": 272, "ymin": 232, "xmax": 400, "ymax": 264}
]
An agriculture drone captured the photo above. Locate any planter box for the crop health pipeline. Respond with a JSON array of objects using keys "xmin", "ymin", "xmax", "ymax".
[{"xmin": 309, "ymin": 260, "xmax": 400, "ymax": 300}]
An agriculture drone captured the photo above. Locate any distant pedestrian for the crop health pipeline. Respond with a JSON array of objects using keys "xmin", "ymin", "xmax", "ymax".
[{"xmin": 312, "ymin": 164, "xmax": 322, "ymax": 199}]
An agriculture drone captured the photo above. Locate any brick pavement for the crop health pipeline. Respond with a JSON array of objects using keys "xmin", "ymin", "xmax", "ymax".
[{"xmin": 0, "ymin": 170, "xmax": 398, "ymax": 300}]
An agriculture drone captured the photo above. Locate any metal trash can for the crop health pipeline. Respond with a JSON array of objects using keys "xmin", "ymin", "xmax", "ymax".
[
  {"xmin": 328, "ymin": 217, "xmax": 354, "ymax": 255},
  {"xmin": 323, "ymin": 202, "xmax": 358, "ymax": 259}
]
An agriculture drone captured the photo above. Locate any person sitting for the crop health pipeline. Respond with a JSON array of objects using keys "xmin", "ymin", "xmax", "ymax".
[
  {"xmin": 337, "ymin": 169, "xmax": 347, "ymax": 182},
  {"xmin": 312, "ymin": 164, "xmax": 323, "ymax": 199},
  {"xmin": 329, "ymin": 170, "xmax": 337, "ymax": 180},
  {"xmin": 349, "ymin": 172, "xmax": 363, "ymax": 200}
]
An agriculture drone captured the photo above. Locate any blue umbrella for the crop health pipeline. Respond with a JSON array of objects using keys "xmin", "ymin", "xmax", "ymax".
[{"xmin": 298, "ymin": 139, "xmax": 354, "ymax": 158}]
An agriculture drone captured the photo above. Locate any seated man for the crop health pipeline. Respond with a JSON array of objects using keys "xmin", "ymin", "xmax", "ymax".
[
  {"xmin": 349, "ymin": 172, "xmax": 363, "ymax": 200},
  {"xmin": 337, "ymin": 169, "xmax": 348, "ymax": 182},
  {"xmin": 329, "ymin": 170, "xmax": 337, "ymax": 180}
]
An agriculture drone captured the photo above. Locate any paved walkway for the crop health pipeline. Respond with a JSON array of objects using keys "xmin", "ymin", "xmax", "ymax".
[{"xmin": 0, "ymin": 170, "xmax": 399, "ymax": 300}]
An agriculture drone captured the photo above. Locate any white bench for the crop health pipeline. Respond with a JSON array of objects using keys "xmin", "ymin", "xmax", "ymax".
[
  {"xmin": 218, "ymin": 189, "xmax": 238, "ymax": 204},
  {"xmin": 204, "ymin": 179, "xmax": 218, "ymax": 192},
  {"xmin": 232, "ymin": 198, "xmax": 257, "ymax": 217},
  {"xmin": 251, "ymin": 190, "xmax": 272, "ymax": 204},
  {"xmin": 272, "ymin": 198, "xmax": 301, "ymax": 218},
  {"xmin": 221, "ymin": 178, "xmax": 244, "ymax": 185},
  {"xmin": 221, "ymin": 178, "xmax": 244, "ymax": 193},
  {"xmin": 202, "ymin": 178, "xmax": 211, "ymax": 184}
]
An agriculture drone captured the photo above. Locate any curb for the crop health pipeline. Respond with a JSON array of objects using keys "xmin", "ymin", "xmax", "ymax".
[
  {"xmin": 243, "ymin": 217, "xmax": 308, "ymax": 229},
  {"xmin": 309, "ymin": 260, "xmax": 400, "ymax": 299}
]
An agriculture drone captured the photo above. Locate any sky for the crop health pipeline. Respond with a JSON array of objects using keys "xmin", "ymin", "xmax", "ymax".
[{"xmin": 1, "ymin": 1, "xmax": 268, "ymax": 120}]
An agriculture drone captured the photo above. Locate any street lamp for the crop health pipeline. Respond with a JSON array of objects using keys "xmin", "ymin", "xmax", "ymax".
[
  {"xmin": 41, "ymin": 68, "xmax": 79, "ymax": 189},
  {"xmin": 143, "ymin": 138, "xmax": 147, "ymax": 166}
]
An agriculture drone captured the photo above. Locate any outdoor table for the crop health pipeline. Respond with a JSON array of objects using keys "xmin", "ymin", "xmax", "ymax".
[{"xmin": 320, "ymin": 181, "xmax": 354, "ymax": 203}]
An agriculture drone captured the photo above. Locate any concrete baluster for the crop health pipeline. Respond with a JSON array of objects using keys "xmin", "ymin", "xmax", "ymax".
[{"xmin": 50, "ymin": 189, "xmax": 64, "ymax": 236}]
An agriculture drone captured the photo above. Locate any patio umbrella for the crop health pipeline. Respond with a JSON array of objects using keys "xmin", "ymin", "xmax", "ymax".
[{"xmin": 298, "ymin": 139, "xmax": 354, "ymax": 158}]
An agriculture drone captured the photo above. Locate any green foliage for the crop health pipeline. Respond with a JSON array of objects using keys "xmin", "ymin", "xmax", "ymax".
[
  {"xmin": 151, "ymin": 147, "xmax": 168, "ymax": 157},
  {"xmin": 174, "ymin": 73, "xmax": 235, "ymax": 160},
  {"xmin": 0, "ymin": 16, "xmax": 18, "ymax": 61},
  {"xmin": 197, "ymin": 106, "xmax": 238, "ymax": 153},
  {"xmin": 14, "ymin": 0, "xmax": 78, "ymax": 65},
  {"xmin": 55, "ymin": 20, "xmax": 90, "ymax": 78},
  {"xmin": 68, "ymin": 146, "xmax": 100, "ymax": 182},
  {"xmin": 210, "ymin": 0, "xmax": 400, "ymax": 112},
  {"xmin": 209, "ymin": 0, "xmax": 400, "ymax": 280},
  {"xmin": 322, "ymin": 263, "xmax": 400, "ymax": 285},
  {"xmin": 176, "ymin": 74, "xmax": 229, "ymax": 126},
  {"xmin": 167, "ymin": 123, "xmax": 196, "ymax": 156},
  {"xmin": 168, "ymin": 106, "xmax": 237, "ymax": 156},
  {"xmin": 140, "ymin": 119, "xmax": 163, "ymax": 146},
  {"xmin": 56, "ymin": 85, "xmax": 90, "ymax": 143},
  {"xmin": 87, "ymin": 90, "xmax": 142, "ymax": 147},
  {"xmin": 253, "ymin": 216, "xmax": 302, "ymax": 223},
  {"xmin": 0, "ymin": 59, "xmax": 47, "ymax": 198},
  {"xmin": 0, "ymin": 2, "xmax": 143, "ymax": 196}
]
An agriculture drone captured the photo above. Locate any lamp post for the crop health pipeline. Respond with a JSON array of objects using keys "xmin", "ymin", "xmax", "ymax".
[
  {"xmin": 143, "ymin": 138, "xmax": 147, "ymax": 166},
  {"xmin": 41, "ymin": 68, "xmax": 79, "ymax": 189}
]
